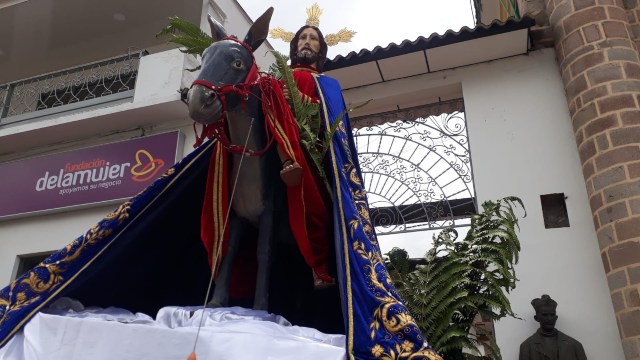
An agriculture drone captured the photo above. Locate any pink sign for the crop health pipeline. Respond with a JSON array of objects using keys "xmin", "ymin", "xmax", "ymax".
[{"xmin": 0, "ymin": 131, "xmax": 182, "ymax": 219}]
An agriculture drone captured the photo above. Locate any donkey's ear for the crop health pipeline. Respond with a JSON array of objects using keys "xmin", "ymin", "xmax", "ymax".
[
  {"xmin": 243, "ymin": 7, "xmax": 273, "ymax": 52},
  {"xmin": 208, "ymin": 15, "xmax": 227, "ymax": 42}
]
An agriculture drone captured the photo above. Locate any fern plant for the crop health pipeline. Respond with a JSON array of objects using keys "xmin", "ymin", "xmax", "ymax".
[{"xmin": 386, "ymin": 196, "xmax": 525, "ymax": 359}]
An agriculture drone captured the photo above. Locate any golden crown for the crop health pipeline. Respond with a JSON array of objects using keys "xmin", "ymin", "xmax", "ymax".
[{"xmin": 269, "ymin": 3, "xmax": 356, "ymax": 46}]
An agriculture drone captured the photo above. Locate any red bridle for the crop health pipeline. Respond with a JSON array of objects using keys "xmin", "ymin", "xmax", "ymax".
[{"xmin": 190, "ymin": 37, "xmax": 272, "ymax": 156}]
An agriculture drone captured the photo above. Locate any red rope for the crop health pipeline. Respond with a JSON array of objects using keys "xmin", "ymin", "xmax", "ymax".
[
  {"xmin": 189, "ymin": 36, "xmax": 264, "ymax": 154},
  {"xmin": 191, "ymin": 75, "xmax": 280, "ymax": 156}
]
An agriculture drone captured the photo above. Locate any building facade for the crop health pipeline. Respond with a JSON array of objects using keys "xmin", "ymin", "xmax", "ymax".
[
  {"xmin": 0, "ymin": 0, "xmax": 274, "ymax": 282},
  {"xmin": 0, "ymin": 0, "xmax": 634, "ymax": 359}
]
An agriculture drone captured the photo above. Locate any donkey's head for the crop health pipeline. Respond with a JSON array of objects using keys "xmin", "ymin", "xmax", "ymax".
[{"xmin": 187, "ymin": 8, "xmax": 273, "ymax": 124}]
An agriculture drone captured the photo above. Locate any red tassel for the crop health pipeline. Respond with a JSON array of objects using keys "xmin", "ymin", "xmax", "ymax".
[{"xmin": 187, "ymin": 351, "xmax": 197, "ymax": 360}]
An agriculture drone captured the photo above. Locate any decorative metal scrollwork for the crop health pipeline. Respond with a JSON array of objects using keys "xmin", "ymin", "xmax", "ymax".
[
  {"xmin": 353, "ymin": 108, "xmax": 476, "ymax": 235},
  {"xmin": 0, "ymin": 50, "xmax": 146, "ymax": 122}
]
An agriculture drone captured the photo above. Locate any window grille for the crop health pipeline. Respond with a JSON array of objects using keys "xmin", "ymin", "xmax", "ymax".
[{"xmin": 352, "ymin": 99, "xmax": 476, "ymax": 236}]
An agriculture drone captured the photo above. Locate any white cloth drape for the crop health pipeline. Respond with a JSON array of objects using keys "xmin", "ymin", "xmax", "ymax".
[{"xmin": 0, "ymin": 299, "xmax": 346, "ymax": 360}]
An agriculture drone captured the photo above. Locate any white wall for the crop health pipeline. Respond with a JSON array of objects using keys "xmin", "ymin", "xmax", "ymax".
[
  {"xmin": 342, "ymin": 47, "xmax": 623, "ymax": 359},
  {"xmin": 463, "ymin": 49, "xmax": 622, "ymax": 359},
  {"xmin": 0, "ymin": 205, "xmax": 114, "ymax": 284}
]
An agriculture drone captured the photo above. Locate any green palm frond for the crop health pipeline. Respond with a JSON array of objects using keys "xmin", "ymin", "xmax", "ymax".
[
  {"xmin": 157, "ymin": 16, "xmax": 213, "ymax": 56},
  {"xmin": 267, "ymin": 54, "xmax": 289, "ymax": 79},
  {"xmin": 271, "ymin": 51, "xmax": 372, "ymax": 194},
  {"xmin": 271, "ymin": 51, "xmax": 330, "ymax": 190},
  {"xmin": 386, "ymin": 197, "xmax": 525, "ymax": 359}
]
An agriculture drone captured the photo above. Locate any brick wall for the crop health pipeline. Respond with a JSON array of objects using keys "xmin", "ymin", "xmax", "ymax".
[
  {"xmin": 544, "ymin": 0, "xmax": 640, "ymax": 358},
  {"xmin": 624, "ymin": 0, "xmax": 640, "ymax": 48}
]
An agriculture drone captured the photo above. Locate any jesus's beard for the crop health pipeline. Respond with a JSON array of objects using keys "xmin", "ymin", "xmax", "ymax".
[{"xmin": 296, "ymin": 49, "xmax": 319, "ymax": 67}]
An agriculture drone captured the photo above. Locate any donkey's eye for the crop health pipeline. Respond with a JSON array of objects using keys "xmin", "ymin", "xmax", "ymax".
[{"xmin": 232, "ymin": 59, "xmax": 244, "ymax": 69}]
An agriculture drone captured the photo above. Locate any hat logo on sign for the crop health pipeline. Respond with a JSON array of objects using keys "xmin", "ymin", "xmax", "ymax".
[{"xmin": 130, "ymin": 149, "xmax": 165, "ymax": 182}]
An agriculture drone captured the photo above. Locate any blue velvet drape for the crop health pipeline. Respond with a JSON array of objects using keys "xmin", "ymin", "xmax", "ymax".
[{"xmin": 317, "ymin": 75, "xmax": 440, "ymax": 360}]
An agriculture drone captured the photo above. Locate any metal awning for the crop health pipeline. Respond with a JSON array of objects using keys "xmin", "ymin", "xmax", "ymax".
[{"xmin": 325, "ymin": 16, "xmax": 535, "ymax": 90}]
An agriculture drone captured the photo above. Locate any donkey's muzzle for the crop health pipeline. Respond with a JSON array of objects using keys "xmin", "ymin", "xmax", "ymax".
[{"xmin": 187, "ymin": 84, "xmax": 223, "ymax": 124}]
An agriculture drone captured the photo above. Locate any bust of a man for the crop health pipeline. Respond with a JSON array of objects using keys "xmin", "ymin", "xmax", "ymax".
[{"xmin": 519, "ymin": 294, "xmax": 587, "ymax": 360}]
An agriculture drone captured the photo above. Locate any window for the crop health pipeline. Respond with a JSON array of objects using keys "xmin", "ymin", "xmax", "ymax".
[
  {"xmin": 13, "ymin": 251, "xmax": 54, "ymax": 280},
  {"xmin": 540, "ymin": 193, "xmax": 570, "ymax": 228}
]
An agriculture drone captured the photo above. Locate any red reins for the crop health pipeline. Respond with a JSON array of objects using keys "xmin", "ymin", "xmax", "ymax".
[{"xmin": 191, "ymin": 37, "xmax": 273, "ymax": 156}]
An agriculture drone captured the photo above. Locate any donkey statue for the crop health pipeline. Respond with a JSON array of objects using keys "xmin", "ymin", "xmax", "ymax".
[{"xmin": 186, "ymin": 8, "xmax": 291, "ymax": 311}]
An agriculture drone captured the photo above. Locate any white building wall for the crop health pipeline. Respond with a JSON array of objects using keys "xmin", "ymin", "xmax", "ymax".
[
  {"xmin": 461, "ymin": 49, "xmax": 623, "ymax": 359},
  {"xmin": 0, "ymin": 205, "xmax": 114, "ymax": 283}
]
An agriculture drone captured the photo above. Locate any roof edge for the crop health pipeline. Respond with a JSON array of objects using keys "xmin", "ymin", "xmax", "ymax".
[{"xmin": 324, "ymin": 15, "xmax": 536, "ymax": 71}]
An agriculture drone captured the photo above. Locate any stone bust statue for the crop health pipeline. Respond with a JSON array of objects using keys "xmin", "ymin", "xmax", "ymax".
[{"xmin": 519, "ymin": 294, "xmax": 587, "ymax": 360}]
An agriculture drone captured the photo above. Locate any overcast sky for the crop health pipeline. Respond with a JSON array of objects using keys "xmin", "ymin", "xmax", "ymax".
[{"xmin": 238, "ymin": 0, "xmax": 476, "ymax": 59}]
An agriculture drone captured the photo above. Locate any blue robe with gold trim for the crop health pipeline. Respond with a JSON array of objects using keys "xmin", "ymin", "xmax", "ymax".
[{"xmin": 317, "ymin": 75, "xmax": 440, "ymax": 360}]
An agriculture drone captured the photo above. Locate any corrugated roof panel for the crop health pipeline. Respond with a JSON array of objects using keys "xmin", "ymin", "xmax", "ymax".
[{"xmin": 324, "ymin": 16, "xmax": 535, "ymax": 71}]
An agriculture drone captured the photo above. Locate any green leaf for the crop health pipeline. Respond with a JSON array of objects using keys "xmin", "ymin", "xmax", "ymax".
[
  {"xmin": 389, "ymin": 196, "xmax": 526, "ymax": 359},
  {"xmin": 157, "ymin": 16, "xmax": 213, "ymax": 57},
  {"xmin": 271, "ymin": 51, "xmax": 332, "ymax": 192}
]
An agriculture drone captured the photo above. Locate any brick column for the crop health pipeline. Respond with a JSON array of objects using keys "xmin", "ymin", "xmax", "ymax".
[
  {"xmin": 544, "ymin": 0, "xmax": 640, "ymax": 358},
  {"xmin": 626, "ymin": 0, "xmax": 640, "ymax": 48}
]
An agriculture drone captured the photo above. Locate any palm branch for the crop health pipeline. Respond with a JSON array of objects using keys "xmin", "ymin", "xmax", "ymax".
[{"xmin": 156, "ymin": 16, "xmax": 213, "ymax": 56}]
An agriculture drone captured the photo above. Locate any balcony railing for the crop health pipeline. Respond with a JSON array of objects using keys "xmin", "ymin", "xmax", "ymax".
[{"xmin": 0, "ymin": 50, "xmax": 147, "ymax": 125}]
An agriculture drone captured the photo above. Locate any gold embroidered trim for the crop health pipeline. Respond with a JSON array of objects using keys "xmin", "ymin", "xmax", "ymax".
[
  {"xmin": 312, "ymin": 77, "xmax": 441, "ymax": 359},
  {"xmin": 267, "ymin": 109, "xmax": 297, "ymax": 161},
  {"xmin": 313, "ymin": 76, "xmax": 355, "ymax": 359}
]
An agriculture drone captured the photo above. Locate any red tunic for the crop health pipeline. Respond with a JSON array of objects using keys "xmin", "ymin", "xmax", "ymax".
[
  {"xmin": 292, "ymin": 65, "xmax": 320, "ymax": 104},
  {"xmin": 200, "ymin": 67, "xmax": 333, "ymax": 297},
  {"xmin": 290, "ymin": 65, "xmax": 332, "ymax": 276}
]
